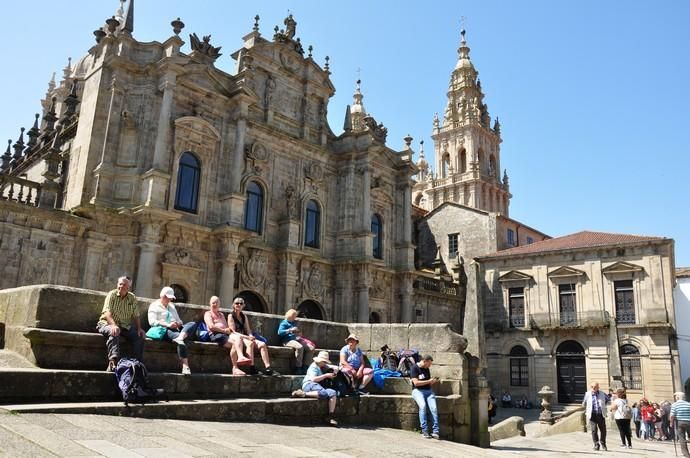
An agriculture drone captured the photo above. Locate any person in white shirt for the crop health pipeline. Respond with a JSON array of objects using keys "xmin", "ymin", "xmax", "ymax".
[
  {"xmin": 609, "ymin": 388, "xmax": 632, "ymax": 448},
  {"xmin": 147, "ymin": 287, "xmax": 197, "ymax": 374}
]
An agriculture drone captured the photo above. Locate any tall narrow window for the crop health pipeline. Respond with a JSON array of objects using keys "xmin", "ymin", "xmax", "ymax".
[
  {"xmin": 615, "ymin": 280, "xmax": 635, "ymax": 324},
  {"xmin": 448, "ymin": 233, "xmax": 459, "ymax": 258},
  {"xmin": 174, "ymin": 152, "xmax": 201, "ymax": 213},
  {"xmin": 620, "ymin": 344, "xmax": 642, "ymax": 389},
  {"xmin": 509, "ymin": 346, "xmax": 529, "ymax": 387},
  {"xmin": 509, "ymin": 287, "xmax": 525, "ymax": 328},
  {"xmin": 441, "ymin": 154, "xmax": 450, "ymax": 178},
  {"xmin": 507, "ymin": 229, "xmax": 516, "ymax": 246},
  {"xmin": 244, "ymin": 181, "xmax": 263, "ymax": 234},
  {"xmin": 459, "ymin": 149, "xmax": 467, "ymax": 173},
  {"xmin": 559, "ymin": 283, "xmax": 577, "ymax": 326},
  {"xmin": 304, "ymin": 200, "xmax": 320, "ymax": 248},
  {"xmin": 371, "ymin": 214, "xmax": 383, "ymax": 259}
]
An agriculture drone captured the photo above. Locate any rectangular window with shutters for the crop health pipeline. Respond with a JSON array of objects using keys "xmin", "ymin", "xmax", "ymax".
[
  {"xmin": 559, "ymin": 283, "xmax": 577, "ymax": 326},
  {"xmin": 448, "ymin": 233, "xmax": 458, "ymax": 258},
  {"xmin": 507, "ymin": 229, "xmax": 515, "ymax": 246},
  {"xmin": 508, "ymin": 287, "xmax": 525, "ymax": 328},
  {"xmin": 614, "ymin": 280, "xmax": 635, "ymax": 324},
  {"xmin": 510, "ymin": 358, "xmax": 529, "ymax": 386}
]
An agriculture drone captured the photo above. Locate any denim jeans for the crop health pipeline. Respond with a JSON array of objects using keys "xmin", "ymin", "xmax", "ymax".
[
  {"xmin": 164, "ymin": 321, "xmax": 198, "ymax": 360},
  {"xmin": 412, "ymin": 388, "xmax": 439, "ymax": 434}
]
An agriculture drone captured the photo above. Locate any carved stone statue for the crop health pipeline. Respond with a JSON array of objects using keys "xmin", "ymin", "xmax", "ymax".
[
  {"xmin": 264, "ymin": 75, "xmax": 276, "ymax": 109},
  {"xmin": 285, "ymin": 184, "xmax": 297, "ymax": 219},
  {"xmin": 189, "ymin": 33, "xmax": 222, "ymax": 60},
  {"xmin": 284, "ymin": 14, "xmax": 297, "ymax": 39},
  {"xmin": 362, "ymin": 115, "xmax": 388, "ymax": 143}
]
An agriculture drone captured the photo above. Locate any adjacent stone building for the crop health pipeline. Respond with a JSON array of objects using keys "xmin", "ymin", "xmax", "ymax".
[
  {"xmin": 674, "ymin": 267, "xmax": 690, "ymax": 385},
  {"xmin": 477, "ymin": 231, "xmax": 683, "ymax": 403},
  {"xmin": 0, "ymin": 3, "xmax": 466, "ymax": 326}
]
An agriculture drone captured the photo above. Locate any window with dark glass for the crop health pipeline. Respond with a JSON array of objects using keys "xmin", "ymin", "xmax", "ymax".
[
  {"xmin": 304, "ymin": 200, "xmax": 320, "ymax": 248},
  {"xmin": 615, "ymin": 280, "xmax": 635, "ymax": 324},
  {"xmin": 509, "ymin": 345, "xmax": 529, "ymax": 387},
  {"xmin": 620, "ymin": 344, "xmax": 642, "ymax": 389},
  {"xmin": 372, "ymin": 214, "xmax": 383, "ymax": 259},
  {"xmin": 559, "ymin": 283, "xmax": 577, "ymax": 326},
  {"xmin": 507, "ymin": 229, "xmax": 515, "ymax": 246},
  {"xmin": 244, "ymin": 181, "xmax": 263, "ymax": 234},
  {"xmin": 509, "ymin": 287, "xmax": 525, "ymax": 328},
  {"xmin": 174, "ymin": 152, "xmax": 201, "ymax": 213},
  {"xmin": 526, "ymin": 237, "xmax": 534, "ymax": 245},
  {"xmin": 448, "ymin": 233, "xmax": 458, "ymax": 258}
]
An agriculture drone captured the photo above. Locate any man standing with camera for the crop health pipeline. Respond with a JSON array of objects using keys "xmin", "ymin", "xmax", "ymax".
[{"xmin": 410, "ymin": 354, "xmax": 440, "ymax": 439}]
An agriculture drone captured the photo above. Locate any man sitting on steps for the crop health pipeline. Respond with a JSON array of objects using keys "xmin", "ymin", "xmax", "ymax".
[{"xmin": 96, "ymin": 276, "xmax": 145, "ymax": 372}]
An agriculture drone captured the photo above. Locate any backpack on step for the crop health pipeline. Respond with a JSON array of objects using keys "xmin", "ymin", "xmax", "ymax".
[
  {"xmin": 379, "ymin": 345, "xmax": 399, "ymax": 372},
  {"xmin": 396, "ymin": 349, "xmax": 420, "ymax": 377},
  {"xmin": 114, "ymin": 358, "xmax": 164, "ymax": 406}
]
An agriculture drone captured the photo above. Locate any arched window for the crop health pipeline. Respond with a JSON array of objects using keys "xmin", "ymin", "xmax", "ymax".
[
  {"xmin": 236, "ymin": 290, "xmax": 267, "ymax": 313},
  {"xmin": 174, "ymin": 152, "xmax": 201, "ymax": 213},
  {"xmin": 459, "ymin": 149, "xmax": 467, "ymax": 173},
  {"xmin": 509, "ymin": 345, "xmax": 529, "ymax": 387},
  {"xmin": 371, "ymin": 214, "xmax": 383, "ymax": 259},
  {"xmin": 620, "ymin": 344, "xmax": 642, "ymax": 390},
  {"xmin": 244, "ymin": 181, "xmax": 264, "ymax": 234},
  {"xmin": 369, "ymin": 311, "xmax": 382, "ymax": 323},
  {"xmin": 304, "ymin": 200, "xmax": 320, "ymax": 248},
  {"xmin": 441, "ymin": 154, "xmax": 450, "ymax": 178},
  {"xmin": 297, "ymin": 300, "xmax": 324, "ymax": 320}
]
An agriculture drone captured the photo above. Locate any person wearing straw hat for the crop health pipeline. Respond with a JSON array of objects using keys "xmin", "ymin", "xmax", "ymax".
[
  {"xmin": 291, "ymin": 350, "xmax": 339, "ymax": 426},
  {"xmin": 339, "ymin": 334, "xmax": 373, "ymax": 395}
]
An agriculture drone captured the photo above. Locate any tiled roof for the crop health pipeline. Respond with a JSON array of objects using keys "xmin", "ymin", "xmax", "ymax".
[
  {"xmin": 479, "ymin": 230, "xmax": 669, "ymax": 259},
  {"xmin": 677, "ymin": 267, "xmax": 690, "ymax": 278}
]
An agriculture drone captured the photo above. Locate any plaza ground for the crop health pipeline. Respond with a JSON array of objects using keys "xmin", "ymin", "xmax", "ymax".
[{"xmin": 0, "ymin": 410, "xmax": 680, "ymax": 457}]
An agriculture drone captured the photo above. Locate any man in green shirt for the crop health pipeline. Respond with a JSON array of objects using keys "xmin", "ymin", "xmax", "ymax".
[{"xmin": 96, "ymin": 276, "xmax": 145, "ymax": 371}]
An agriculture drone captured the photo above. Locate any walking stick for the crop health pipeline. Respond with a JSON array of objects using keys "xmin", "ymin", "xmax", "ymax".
[{"xmin": 673, "ymin": 419, "xmax": 678, "ymax": 457}]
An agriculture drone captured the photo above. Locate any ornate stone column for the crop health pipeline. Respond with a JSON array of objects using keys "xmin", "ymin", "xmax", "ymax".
[
  {"xmin": 223, "ymin": 98, "xmax": 250, "ymax": 226},
  {"xmin": 141, "ymin": 72, "xmax": 176, "ymax": 209},
  {"xmin": 360, "ymin": 164, "xmax": 371, "ymax": 232},
  {"xmin": 215, "ymin": 229, "xmax": 243, "ymax": 304},
  {"xmin": 136, "ymin": 241, "xmax": 160, "ymax": 299},
  {"xmin": 357, "ymin": 264, "xmax": 370, "ymax": 322},
  {"xmin": 83, "ymin": 237, "xmax": 108, "ymax": 290},
  {"xmin": 132, "ymin": 210, "xmax": 176, "ymax": 299}
]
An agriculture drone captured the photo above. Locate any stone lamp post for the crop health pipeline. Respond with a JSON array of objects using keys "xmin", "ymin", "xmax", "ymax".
[{"xmin": 538, "ymin": 386, "xmax": 555, "ymax": 425}]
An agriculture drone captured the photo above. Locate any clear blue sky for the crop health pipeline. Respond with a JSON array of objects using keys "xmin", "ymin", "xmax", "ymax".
[{"xmin": 1, "ymin": 1, "xmax": 689, "ymax": 266}]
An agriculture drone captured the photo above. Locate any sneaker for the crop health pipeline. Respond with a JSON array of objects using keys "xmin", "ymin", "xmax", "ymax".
[
  {"xmin": 173, "ymin": 335, "xmax": 186, "ymax": 346},
  {"xmin": 357, "ymin": 389, "xmax": 369, "ymax": 396},
  {"xmin": 264, "ymin": 367, "xmax": 280, "ymax": 376},
  {"xmin": 106, "ymin": 359, "xmax": 117, "ymax": 372},
  {"xmin": 291, "ymin": 389, "xmax": 306, "ymax": 398},
  {"xmin": 181, "ymin": 366, "xmax": 191, "ymax": 375},
  {"xmin": 593, "ymin": 444, "xmax": 600, "ymax": 451},
  {"xmin": 600, "ymin": 444, "xmax": 607, "ymax": 451},
  {"xmin": 627, "ymin": 445, "xmax": 632, "ymax": 449},
  {"xmin": 328, "ymin": 417, "xmax": 338, "ymax": 427},
  {"xmin": 431, "ymin": 433, "xmax": 440, "ymax": 440},
  {"xmin": 422, "ymin": 433, "xmax": 432, "ymax": 439}
]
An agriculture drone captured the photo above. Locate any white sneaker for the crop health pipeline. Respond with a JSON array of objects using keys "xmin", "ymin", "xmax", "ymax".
[
  {"xmin": 181, "ymin": 366, "xmax": 191, "ymax": 375},
  {"xmin": 173, "ymin": 335, "xmax": 186, "ymax": 346}
]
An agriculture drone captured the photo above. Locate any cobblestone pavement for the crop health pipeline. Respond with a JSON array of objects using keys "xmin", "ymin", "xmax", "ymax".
[{"xmin": 0, "ymin": 410, "xmax": 680, "ymax": 457}]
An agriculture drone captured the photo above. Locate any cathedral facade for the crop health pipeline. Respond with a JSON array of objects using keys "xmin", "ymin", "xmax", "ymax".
[{"xmin": 0, "ymin": 2, "xmax": 463, "ymax": 327}]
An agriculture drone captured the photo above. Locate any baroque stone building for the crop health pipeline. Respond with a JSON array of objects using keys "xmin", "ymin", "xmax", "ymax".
[{"xmin": 0, "ymin": 2, "xmax": 465, "ymax": 327}]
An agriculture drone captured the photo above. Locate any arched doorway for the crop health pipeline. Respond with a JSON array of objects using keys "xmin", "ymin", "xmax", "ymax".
[
  {"xmin": 556, "ymin": 340, "xmax": 586, "ymax": 403},
  {"xmin": 170, "ymin": 284, "xmax": 188, "ymax": 303},
  {"xmin": 297, "ymin": 300, "xmax": 324, "ymax": 320},
  {"xmin": 236, "ymin": 290, "xmax": 266, "ymax": 313},
  {"xmin": 369, "ymin": 311, "xmax": 381, "ymax": 323}
]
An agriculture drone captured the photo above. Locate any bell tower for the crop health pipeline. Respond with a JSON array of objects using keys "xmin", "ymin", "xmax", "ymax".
[{"xmin": 414, "ymin": 28, "xmax": 510, "ymax": 215}]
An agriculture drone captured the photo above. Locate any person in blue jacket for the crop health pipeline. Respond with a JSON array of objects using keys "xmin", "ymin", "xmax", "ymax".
[{"xmin": 277, "ymin": 308, "xmax": 313, "ymax": 374}]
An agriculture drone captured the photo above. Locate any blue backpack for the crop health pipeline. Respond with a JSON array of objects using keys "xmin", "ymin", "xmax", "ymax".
[{"xmin": 114, "ymin": 358, "xmax": 162, "ymax": 405}]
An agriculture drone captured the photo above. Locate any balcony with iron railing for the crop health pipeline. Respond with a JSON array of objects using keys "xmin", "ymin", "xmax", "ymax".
[
  {"xmin": 529, "ymin": 310, "xmax": 610, "ymax": 329},
  {"xmin": 413, "ymin": 275, "xmax": 461, "ymax": 297}
]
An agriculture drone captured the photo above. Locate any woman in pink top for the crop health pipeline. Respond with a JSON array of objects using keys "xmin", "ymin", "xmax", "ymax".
[{"xmin": 203, "ymin": 296, "xmax": 250, "ymax": 375}]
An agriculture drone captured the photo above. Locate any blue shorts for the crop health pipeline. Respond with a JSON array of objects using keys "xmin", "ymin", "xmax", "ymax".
[
  {"xmin": 209, "ymin": 332, "xmax": 229, "ymax": 347},
  {"xmin": 303, "ymin": 381, "xmax": 336, "ymax": 399}
]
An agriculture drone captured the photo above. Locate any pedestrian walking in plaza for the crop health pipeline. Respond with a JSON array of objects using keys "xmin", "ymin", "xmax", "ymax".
[
  {"xmin": 670, "ymin": 391, "xmax": 690, "ymax": 457},
  {"xmin": 582, "ymin": 382, "xmax": 608, "ymax": 451},
  {"xmin": 609, "ymin": 388, "xmax": 632, "ymax": 448}
]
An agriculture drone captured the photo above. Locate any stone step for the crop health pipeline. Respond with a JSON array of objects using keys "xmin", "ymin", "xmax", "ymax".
[
  {"xmin": 0, "ymin": 394, "xmax": 467, "ymax": 442},
  {"xmin": 0, "ymin": 367, "xmax": 461, "ymax": 403}
]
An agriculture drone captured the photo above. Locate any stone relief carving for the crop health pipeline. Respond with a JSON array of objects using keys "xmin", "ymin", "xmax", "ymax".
[
  {"xmin": 242, "ymin": 250, "xmax": 267, "ymax": 289},
  {"xmin": 284, "ymin": 183, "xmax": 298, "ymax": 220},
  {"xmin": 163, "ymin": 248, "xmax": 203, "ymax": 269},
  {"xmin": 245, "ymin": 142, "xmax": 269, "ymax": 162},
  {"xmin": 302, "ymin": 262, "xmax": 324, "ymax": 299},
  {"xmin": 304, "ymin": 161, "xmax": 324, "ymax": 181},
  {"xmin": 189, "ymin": 33, "xmax": 222, "ymax": 60},
  {"xmin": 369, "ymin": 272, "xmax": 389, "ymax": 300}
]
